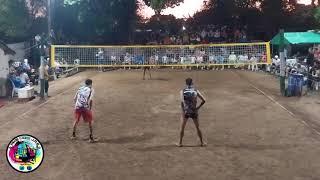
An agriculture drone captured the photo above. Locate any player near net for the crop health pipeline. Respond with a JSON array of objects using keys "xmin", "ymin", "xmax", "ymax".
[
  {"xmin": 142, "ymin": 52, "xmax": 152, "ymax": 80},
  {"xmin": 178, "ymin": 78, "xmax": 206, "ymax": 147},
  {"xmin": 71, "ymin": 79, "xmax": 96, "ymax": 143}
]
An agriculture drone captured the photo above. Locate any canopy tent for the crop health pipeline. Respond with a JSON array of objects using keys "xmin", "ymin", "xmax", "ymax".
[{"xmin": 271, "ymin": 32, "xmax": 320, "ymax": 45}]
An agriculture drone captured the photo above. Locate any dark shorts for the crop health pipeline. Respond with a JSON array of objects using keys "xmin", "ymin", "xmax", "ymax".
[
  {"xmin": 184, "ymin": 112, "xmax": 198, "ymax": 119},
  {"xmin": 74, "ymin": 108, "xmax": 93, "ymax": 123}
]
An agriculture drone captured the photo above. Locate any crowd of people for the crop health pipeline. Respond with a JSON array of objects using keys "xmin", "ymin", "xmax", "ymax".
[
  {"xmin": 268, "ymin": 47, "xmax": 320, "ymax": 92},
  {"xmin": 139, "ymin": 25, "xmax": 249, "ymax": 45},
  {"xmin": 8, "ymin": 58, "xmax": 51, "ymax": 97}
]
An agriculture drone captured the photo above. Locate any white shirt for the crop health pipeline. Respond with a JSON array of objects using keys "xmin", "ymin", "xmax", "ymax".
[
  {"xmin": 74, "ymin": 86, "xmax": 94, "ymax": 109},
  {"xmin": 228, "ymin": 54, "xmax": 237, "ymax": 62},
  {"xmin": 239, "ymin": 55, "xmax": 249, "ymax": 62},
  {"xmin": 20, "ymin": 73, "xmax": 29, "ymax": 84}
]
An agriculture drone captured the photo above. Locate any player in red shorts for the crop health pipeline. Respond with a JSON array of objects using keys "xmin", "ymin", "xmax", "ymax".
[{"xmin": 71, "ymin": 79, "xmax": 96, "ymax": 143}]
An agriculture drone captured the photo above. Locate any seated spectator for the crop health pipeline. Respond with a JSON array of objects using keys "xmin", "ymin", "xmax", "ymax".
[
  {"xmin": 19, "ymin": 70, "xmax": 30, "ymax": 86},
  {"xmin": 124, "ymin": 53, "xmax": 132, "ymax": 65},
  {"xmin": 249, "ymin": 55, "xmax": 258, "ymax": 71},
  {"xmin": 9, "ymin": 74, "xmax": 24, "ymax": 88},
  {"xmin": 228, "ymin": 52, "xmax": 237, "ymax": 64}
]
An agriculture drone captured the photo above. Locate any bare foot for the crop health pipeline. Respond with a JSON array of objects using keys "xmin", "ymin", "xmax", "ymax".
[
  {"xmin": 70, "ymin": 136, "xmax": 76, "ymax": 140},
  {"xmin": 175, "ymin": 143, "xmax": 183, "ymax": 147}
]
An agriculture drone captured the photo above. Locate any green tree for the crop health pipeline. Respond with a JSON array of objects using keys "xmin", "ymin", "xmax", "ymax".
[
  {"xmin": 51, "ymin": 0, "xmax": 138, "ymax": 44},
  {"xmin": 0, "ymin": 0, "xmax": 31, "ymax": 42}
]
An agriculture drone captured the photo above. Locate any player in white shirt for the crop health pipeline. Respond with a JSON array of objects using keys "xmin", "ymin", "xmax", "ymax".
[{"xmin": 72, "ymin": 79, "xmax": 96, "ymax": 142}]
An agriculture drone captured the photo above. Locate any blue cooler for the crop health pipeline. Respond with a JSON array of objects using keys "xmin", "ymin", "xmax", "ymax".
[
  {"xmin": 287, "ymin": 74, "xmax": 296, "ymax": 97},
  {"xmin": 293, "ymin": 74, "xmax": 304, "ymax": 96}
]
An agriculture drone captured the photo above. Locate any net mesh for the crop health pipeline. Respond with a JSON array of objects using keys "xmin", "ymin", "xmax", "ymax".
[{"xmin": 51, "ymin": 42, "xmax": 271, "ymax": 68}]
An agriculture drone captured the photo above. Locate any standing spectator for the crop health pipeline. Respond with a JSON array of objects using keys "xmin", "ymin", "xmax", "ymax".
[
  {"xmin": 234, "ymin": 29, "xmax": 241, "ymax": 42},
  {"xmin": 214, "ymin": 29, "xmax": 221, "ymax": 42},
  {"xmin": 196, "ymin": 34, "xmax": 201, "ymax": 44},
  {"xmin": 240, "ymin": 30, "xmax": 247, "ymax": 43},
  {"xmin": 221, "ymin": 28, "xmax": 228, "ymax": 42},
  {"xmin": 8, "ymin": 60, "xmax": 16, "ymax": 75},
  {"xmin": 163, "ymin": 35, "xmax": 171, "ymax": 45},
  {"xmin": 190, "ymin": 34, "xmax": 197, "ymax": 44},
  {"xmin": 176, "ymin": 36, "xmax": 182, "ymax": 45},
  {"xmin": 183, "ymin": 33, "xmax": 189, "ymax": 45},
  {"xmin": 39, "ymin": 60, "xmax": 51, "ymax": 97},
  {"xmin": 307, "ymin": 47, "xmax": 315, "ymax": 90},
  {"xmin": 22, "ymin": 59, "xmax": 31, "ymax": 72},
  {"xmin": 200, "ymin": 29, "xmax": 207, "ymax": 41}
]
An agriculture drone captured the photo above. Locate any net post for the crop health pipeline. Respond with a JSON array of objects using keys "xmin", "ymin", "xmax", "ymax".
[
  {"xmin": 266, "ymin": 42, "xmax": 272, "ymax": 64},
  {"xmin": 51, "ymin": 45, "xmax": 55, "ymax": 68}
]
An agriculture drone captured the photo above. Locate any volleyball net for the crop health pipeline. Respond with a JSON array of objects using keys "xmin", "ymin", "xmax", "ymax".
[{"xmin": 50, "ymin": 42, "xmax": 271, "ymax": 68}]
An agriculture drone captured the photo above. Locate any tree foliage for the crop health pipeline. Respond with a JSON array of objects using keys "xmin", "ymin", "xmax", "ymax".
[
  {"xmin": 0, "ymin": 0, "xmax": 31, "ymax": 42},
  {"xmin": 51, "ymin": 0, "xmax": 138, "ymax": 44}
]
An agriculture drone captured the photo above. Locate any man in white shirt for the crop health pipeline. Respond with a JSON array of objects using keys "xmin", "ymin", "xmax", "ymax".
[
  {"xmin": 19, "ymin": 70, "xmax": 30, "ymax": 86},
  {"xmin": 249, "ymin": 55, "xmax": 258, "ymax": 71},
  {"xmin": 228, "ymin": 52, "xmax": 237, "ymax": 68},
  {"xmin": 72, "ymin": 79, "xmax": 96, "ymax": 143}
]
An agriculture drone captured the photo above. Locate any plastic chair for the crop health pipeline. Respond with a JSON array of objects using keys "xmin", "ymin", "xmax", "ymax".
[{"xmin": 9, "ymin": 78, "xmax": 19, "ymax": 98}]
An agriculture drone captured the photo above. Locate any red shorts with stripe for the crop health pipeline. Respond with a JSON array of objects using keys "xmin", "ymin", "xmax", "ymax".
[{"xmin": 74, "ymin": 108, "xmax": 93, "ymax": 123}]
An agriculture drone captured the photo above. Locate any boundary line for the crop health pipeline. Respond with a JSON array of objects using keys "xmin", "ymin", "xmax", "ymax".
[{"xmin": 233, "ymin": 71, "xmax": 320, "ymax": 137}]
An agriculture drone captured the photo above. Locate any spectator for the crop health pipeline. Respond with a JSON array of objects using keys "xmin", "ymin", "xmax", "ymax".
[
  {"xmin": 249, "ymin": 54, "xmax": 258, "ymax": 71},
  {"xmin": 234, "ymin": 29, "xmax": 241, "ymax": 42},
  {"xmin": 9, "ymin": 74, "xmax": 24, "ymax": 88},
  {"xmin": 22, "ymin": 59, "xmax": 31, "ymax": 72},
  {"xmin": 240, "ymin": 30, "xmax": 247, "ymax": 43},
  {"xmin": 221, "ymin": 28, "xmax": 228, "ymax": 42},
  {"xmin": 307, "ymin": 47, "xmax": 315, "ymax": 90},
  {"xmin": 228, "ymin": 52, "xmax": 237, "ymax": 64},
  {"xmin": 8, "ymin": 60, "xmax": 16, "ymax": 75},
  {"xmin": 19, "ymin": 70, "xmax": 30, "ymax": 86},
  {"xmin": 196, "ymin": 34, "xmax": 201, "ymax": 44},
  {"xmin": 182, "ymin": 33, "xmax": 189, "ymax": 45},
  {"xmin": 208, "ymin": 29, "xmax": 214, "ymax": 43},
  {"xmin": 214, "ymin": 29, "xmax": 221, "ymax": 42},
  {"xmin": 163, "ymin": 35, "xmax": 171, "ymax": 45},
  {"xmin": 200, "ymin": 29, "xmax": 207, "ymax": 41},
  {"xmin": 190, "ymin": 34, "xmax": 197, "ymax": 44}
]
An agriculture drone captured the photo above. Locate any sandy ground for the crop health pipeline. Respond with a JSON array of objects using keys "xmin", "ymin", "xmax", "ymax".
[{"xmin": 0, "ymin": 69, "xmax": 320, "ymax": 180}]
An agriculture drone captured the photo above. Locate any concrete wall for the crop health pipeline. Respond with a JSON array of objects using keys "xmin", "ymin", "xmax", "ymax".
[{"xmin": 0, "ymin": 42, "xmax": 26, "ymax": 97}]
